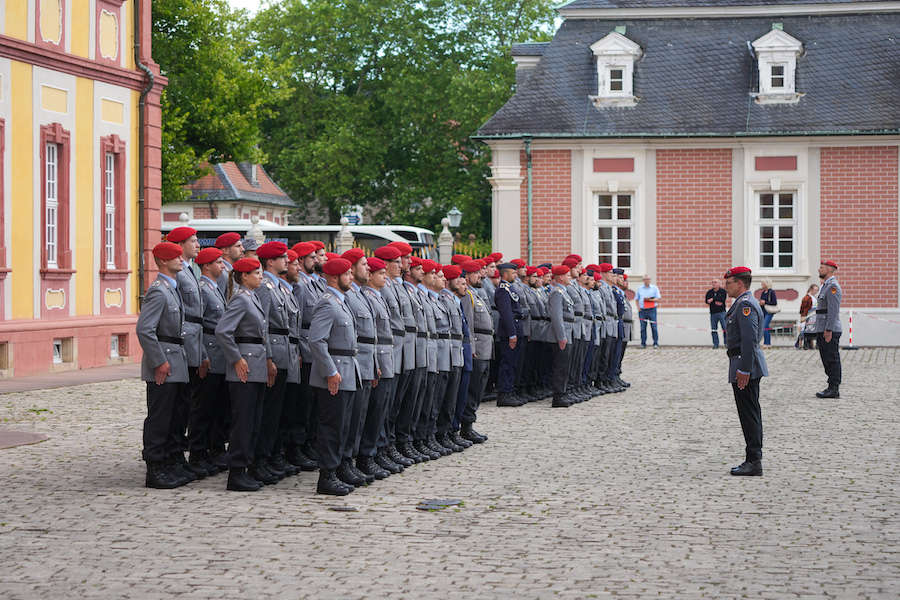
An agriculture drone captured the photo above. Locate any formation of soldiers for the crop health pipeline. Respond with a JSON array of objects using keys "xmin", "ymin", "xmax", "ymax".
[{"xmin": 137, "ymin": 228, "xmax": 634, "ymax": 494}]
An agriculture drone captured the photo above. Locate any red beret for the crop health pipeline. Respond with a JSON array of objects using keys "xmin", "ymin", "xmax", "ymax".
[
  {"xmin": 594, "ymin": 272, "xmax": 602, "ymax": 281},
  {"xmin": 292, "ymin": 242, "xmax": 316, "ymax": 258},
  {"xmin": 196, "ymin": 247, "xmax": 223, "ymax": 265},
  {"xmin": 342, "ymin": 248, "xmax": 366, "ymax": 264},
  {"xmin": 442, "ymin": 264, "xmax": 462, "ymax": 279},
  {"xmin": 491, "ymin": 269, "xmax": 500, "ymax": 278},
  {"xmin": 724, "ymin": 266, "xmax": 752, "ymax": 278},
  {"xmin": 367, "ymin": 257, "xmax": 386, "ymax": 271},
  {"xmin": 152, "ymin": 241, "xmax": 183, "ymax": 261},
  {"xmin": 565, "ymin": 254, "xmax": 582, "ymax": 263},
  {"xmin": 461, "ymin": 260, "xmax": 482, "ymax": 274},
  {"xmin": 325, "ymin": 252, "xmax": 340, "ymax": 260},
  {"xmin": 233, "ymin": 257, "xmax": 261, "ymax": 273},
  {"xmin": 421, "ymin": 259, "xmax": 438, "ymax": 273},
  {"xmin": 551, "ymin": 265, "xmax": 570, "ymax": 276},
  {"xmin": 310, "ymin": 240, "xmax": 325, "ymax": 250},
  {"xmin": 166, "ymin": 226, "xmax": 197, "ymax": 243},
  {"xmin": 214, "ymin": 232, "xmax": 241, "ymax": 248},
  {"xmin": 598, "ymin": 263, "xmax": 614, "ymax": 272},
  {"xmin": 526, "ymin": 266, "xmax": 538, "ymax": 276},
  {"xmin": 510, "ymin": 258, "xmax": 526, "ymax": 268},
  {"xmin": 562, "ymin": 257, "xmax": 579, "ymax": 268},
  {"xmin": 257, "ymin": 241, "xmax": 288, "ymax": 259},
  {"xmin": 286, "ymin": 250, "xmax": 298, "ymax": 262},
  {"xmin": 322, "ymin": 258, "xmax": 351, "ymax": 276},
  {"xmin": 452, "ymin": 254, "xmax": 472, "ymax": 265},
  {"xmin": 409, "ymin": 256, "xmax": 424, "ymax": 268},
  {"xmin": 821, "ymin": 260, "xmax": 838, "ymax": 269},
  {"xmin": 374, "ymin": 245, "xmax": 401, "ymax": 260},
  {"xmin": 476, "ymin": 259, "xmax": 487, "ymax": 268},
  {"xmin": 388, "ymin": 241, "xmax": 413, "ymax": 256},
  {"xmin": 489, "ymin": 252, "xmax": 502, "ymax": 262},
  {"xmin": 623, "ymin": 273, "xmax": 628, "ymax": 280},
  {"xmin": 585, "ymin": 264, "xmax": 601, "ymax": 272}
]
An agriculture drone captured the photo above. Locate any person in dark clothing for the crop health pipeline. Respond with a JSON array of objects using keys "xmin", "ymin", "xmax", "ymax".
[{"xmin": 705, "ymin": 279, "xmax": 728, "ymax": 348}]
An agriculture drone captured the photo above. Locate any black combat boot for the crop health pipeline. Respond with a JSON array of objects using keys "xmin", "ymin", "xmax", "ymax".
[
  {"xmin": 450, "ymin": 430, "xmax": 473, "ymax": 449},
  {"xmin": 317, "ymin": 469, "xmax": 352, "ymax": 495},
  {"xmin": 460, "ymin": 423, "xmax": 487, "ymax": 444},
  {"xmin": 388, "ymin": 444, "xmax": 415, "ymax": 467},
  {"xmin": 145, "ymin": 462, "xmax": 180, "ymax": 489},
  {"xmin": 337, "ymin": 459, "xmax": 367, "ymax": 487},
  {"xmin": 357, "ymin": 456, "xmax": 390, "ymax": 480},
  {"xmin": 227, "ymin": 467, "xmax": 262, "ymax": 491},
  {"xmin": 815, "ymin": 386, "xmax": 840, "ymax": 398}
]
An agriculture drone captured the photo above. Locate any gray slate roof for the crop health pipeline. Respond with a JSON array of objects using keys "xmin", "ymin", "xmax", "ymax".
[
  {"xmin": 511, "ymin": 42, "xmax": 551, "ymax": 56},
  {"xmin": 561, "ymin": 0, "xmax": 888, "ymax": 9},
  {"xmin": 477, "ymin": 14, "xmax": 900, "ymax": 138}
]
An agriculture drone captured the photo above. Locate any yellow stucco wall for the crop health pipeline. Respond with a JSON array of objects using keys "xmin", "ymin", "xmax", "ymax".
[
  {"xmin": 10, "ymin": 61, "xmax": 34, "ymax": 319},
  {"xmin": 5, "ymin": 0, "xmax": 29, "ymax": 41},
  {"xmin": 74, "ymin": 76, "xmax": 94, "ymax": 315},
  {"xmin": 71, "ymin": 0, "xmax": 92, "ymax": 59}
]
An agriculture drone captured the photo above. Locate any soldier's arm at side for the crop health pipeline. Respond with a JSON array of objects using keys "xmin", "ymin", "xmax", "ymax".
[
  {"xmin": 737, "ymin": 302, "xmax": 759, "ymax": 376},
  {"xmin": 136, "ymin": 287, "xmax": 168, "ymax": 370},
  {"xmin": 548, "ymin": 289, "xmax": 566, "ymax": 347},
  {"xmin": 825, "ymin": 286, "xmax": 841, "ymax": 333},
  {"xmin": 215, "ymin": 294, "xmax": 245, "ymax": 368},
  {"xmin": 495, "ymin": 289, "xmax": 516, "ymax": 339},
  {"xmin": 308, "ymin": 300, "xmax": 338, "ymax": 378}
]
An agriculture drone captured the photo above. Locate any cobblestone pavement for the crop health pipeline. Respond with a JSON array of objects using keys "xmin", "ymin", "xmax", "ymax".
[{"xmin": 0, "ymin": 348, "xmax": 897, "ymax": 599}]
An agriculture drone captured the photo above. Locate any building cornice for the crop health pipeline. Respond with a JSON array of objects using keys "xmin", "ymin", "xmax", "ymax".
[
  {"xmin": 0, "ymin": 34, "xmax": 167, "ymax": 92},
  {"xmin": 559, "ymin": 2, "xmax": 900, "ymax": 19}
]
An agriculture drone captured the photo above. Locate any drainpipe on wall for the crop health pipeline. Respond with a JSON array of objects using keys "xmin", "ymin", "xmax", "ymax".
[
  {"xmin": 135, "ymin": 0, "xmax": 155, "ymax": 307},
  {"xmin": 524, "ymin": 136, "xmax": 533, "ymax": 264}
]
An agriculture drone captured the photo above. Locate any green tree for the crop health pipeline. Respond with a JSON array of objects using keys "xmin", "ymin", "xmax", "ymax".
[{"xmin": 153, "ymin": 0, "xmax": 279, "ymax": 203}]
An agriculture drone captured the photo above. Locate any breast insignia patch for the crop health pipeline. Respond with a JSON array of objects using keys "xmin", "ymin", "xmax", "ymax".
[
  {"xmin": 742, "ymin": 307, "xmax": 751, "ymax": 316},
  {"xmin": 831, "ymin": 288, "xmax": 837, "ymax": 294}
]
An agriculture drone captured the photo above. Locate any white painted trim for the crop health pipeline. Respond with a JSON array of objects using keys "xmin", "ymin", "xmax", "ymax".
[
  {"xmin": 559, "ymin": 2, "xmax": 900, "ymax": 20},
  {"xmin": 28, "ymin": 0, "xmax": 36, "ymax": 43},
  {"xmin": 0, "ymin": 2, "xmax": 5, "ymax": 36},
  {"xmin": 88, "ymin": 0, "xmax": 97, "ymax": 60},
  {"xmin": 512, "ymin": 55, "xmax": 541, "ymax": 69},
  {"xmin": 807, "ymin": 147, "xmax": 821, "ymax": 287},
  {"xmin": 494, "ymin": 136, "xmax": 900, "ymax": 152},
  {"xmin": 570, "ymin": 148, "xmax": 584, "ymax": 256},
  {"xmin": 731, "ymin": 147, "xmax": 745, "ymax": 267}
]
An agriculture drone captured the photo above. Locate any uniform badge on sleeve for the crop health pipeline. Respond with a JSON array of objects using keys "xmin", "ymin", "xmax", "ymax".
[
  {"xmin": 742, "ymin": 307, "xmax": 751, "ymax": 317},
  {"xmin": 831, "ymin": 288, "xmax": 837, "ymax": 294}
]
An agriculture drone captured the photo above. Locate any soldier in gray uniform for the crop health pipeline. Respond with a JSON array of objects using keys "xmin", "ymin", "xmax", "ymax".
[
  {"xmin": 215, "ymin": 257, "xmax": 272, "ymax": 492},
  {"xmin": 138, "ymin": 242, "xmax": 191, "ymax": 489},
  {"xmin": 359, "ymin": 257, "xmax": 398, "ymax": 479},
  {"xmin": 576, "ymin": 269, "xmax": 595, "ymax": 399},
  {"xmin": 437, "ymin": 265, "xmax": 466, "ymax": 452},
  {"xmin": 191, "ymin": 247, "xmax": 229, "ymax": 475},
  {"xmin": 510, "ymin": 260, "xmax": 532, "ymax": 400},
  {"xmin": 459, "ymin": 261, "xmax": 491, "ymax": 444},
  {"xmin": 585, "ymin": 269, "xmax": 606, "ymax": 395},
  {"xmin": 308, "ymin": 257, "xmax": 362, "ymax": 496},
  {"xmin": 616, "ymin": 271, "xmax": 633, "ymax": 387},
  {"xmin": 275, "ymin": 250, "xmax": 303, "ymax": 475},
  {"xmin": 723, "ymin": 266, "xmax": 768, "ymax": 477},
  {"xmin": 564, "ymin": 262, "xmax": 587, "ymax": 401},
  {"xmin": 252, "ymin": 241, "xmax": 294, "ymax": 484},
  {"xmin": 398, "ymin": 258, "xmax": 430, "ymax": 463},
  {"xmin": 548, "ymin": 265, "xmax": 576, "ymax": 407},
  {"xmin": 814, "ymin": 260, "xmax": 843, "ymax": 398},
  {"xmin": 214, "ymin": 232, "xmax": 243, "ymax": 298},
  {"xmin": 423, "ymin": 264, "xmax": 454, "ymax": 456},
  {"xmin": 413, "ymin": 262, "xmax": 442, "ymax": 460},
  {"xmin": 597, "ymin": 264, "xmax": 623, "ymax": 393},
  {"xmin": 339, "ymin": 248, "xmax": 379, "ymax": 487},
  {"xmin": 288, "ymin": 241, "xmax": 323, "ymax": 470}
]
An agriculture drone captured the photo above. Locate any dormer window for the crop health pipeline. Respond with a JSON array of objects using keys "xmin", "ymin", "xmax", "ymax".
[
  {"xmin": 590, "ymin": 30, "xmax": 642, "ymax": 108},
  {"xmin": 752, "ymin": 26, "xmax": 803, "ymax": 104}
]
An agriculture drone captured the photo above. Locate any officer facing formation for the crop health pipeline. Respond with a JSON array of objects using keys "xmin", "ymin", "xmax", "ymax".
[{"xmin": 814, "ymin": 260, "xmax": 842, "ymax": 399}]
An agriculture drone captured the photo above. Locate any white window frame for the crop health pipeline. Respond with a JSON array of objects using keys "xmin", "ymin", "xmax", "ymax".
[
  {"xmin": 589, "ymin": 31, "xmax": 642, "ymax": 108},
  {"xmin": 770, "ymin": 64, "xmax": 786, "ymax": 89},
  {"xmin": 752, "ymin": 28, "xmax": 802, "ymax": 104},
  {"xmin": 104, "ymin": 152, "xmax": 116, "ymax": 269},
  {"xmin": 754, "ymin": 189, "xmax": 798, "ymax": 272},
  {"xmin": 46, "ymin": 142, "xmax": 59, "ymax": 269},
  {"xmin": 593, "ymin": 191, "xmax": 635, "ymax": 269},
  {"xmin": 607, "ymin": 66, "xmax": 626, "ymax": 94}
]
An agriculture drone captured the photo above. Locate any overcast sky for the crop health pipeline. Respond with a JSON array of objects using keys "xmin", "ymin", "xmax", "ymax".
[{"xmin": 228, "ymin": 0, "xmax": 264, "ymax": 14}]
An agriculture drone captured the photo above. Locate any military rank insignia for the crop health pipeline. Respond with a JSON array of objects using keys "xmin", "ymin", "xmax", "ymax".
[
  {"xmin": 742, "ymin": 307, "xmax": 751, "ymax": 316},
  {"xmin": 831, "ymin": 288, "xmax": 837, "ymax": 294}
]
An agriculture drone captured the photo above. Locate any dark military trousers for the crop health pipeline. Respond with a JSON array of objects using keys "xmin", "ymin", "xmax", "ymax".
[
  {"xmin": 582, "ymin": 337, "xmax": 595, "ymax": 385},
  {"xmin": 387, "ymin": 369, "xmax": 411, "ymax": 445},
  {"xmin": 514, "ymin": 336, "xmax": 529, "ymax": 391},
  {"xmin": 461, "ymin": 359, "xmax": 490, "ymax": 426},
  {"xmin": 732, "ymin": 377, "xmax": 763, "ymax": 463},
  {"xmin": 314, "ymin": 386, "xmax": 352, "ymax": 471},
  {"xmin": 255, "ymin": 368, "xmax": 288, "ymax": 463},
  {"xmin": 295, "ymin": 363, "xmax": 318, "ymax": 451},
  {"xmin": 362, "ymin": 377, "xmax": 393, "ymax": 457},
  {"xmin": 227, "ymin": 381, "xmax": 265, "ymax": 469},
  {"xmin": 498, "ymin": 339, "xmax": 520, "ymax": 394},
  {"xmin": 343, "ymin": 381, "xmax": 372, "ymax": 458},
  {"xmin": 436, "ymin": 367, "xmax": 461, "ymax": 436},
  {"xmin": 605, "ymin": 337, "xmax": 623, "ymax": 380},
  {"xmin": 598, "ymin": 336, "xmax": 613, "ymax": 382},
  {"xmin": 816, "ymin": 332, "xmax": 842, "ymax": 387},
  {"xmin": 551, "ymin": 342, "xmax": 571, "ymax": 397},
  {"xmin": 143, "ymin": 381, "xmax": 185, "ymax": 463},
  {"xmin": 189, "ymin": 372, "xmax": 226, "ymax": 456},
  {"xmin": 616, "ymin": 341, "xmax": 628, "ymax": 376},
  {"xmin": 397, "ymin": 367, "xmax": 425, "ymax": 443},
  {"xmin": 279, "ymin": 381, "xmax": 301, "ymax": 452},
  {"xmin": 174, "ymin": 367, "xmax": 201, "ymax": 453},
  {"xmin": 208, "ymin": 377, "xmax": 230, "ymax": 456},
  {"xmin": 452, "ymin": 366, "xmax": 472, "ymax": 431},
  {"xmin": 567, "ymin": 339, "xmax": 583, "ymax": 388},
  {"xmin": 414, "ymin": 371, "xmax": 438, "ymax": 440}
]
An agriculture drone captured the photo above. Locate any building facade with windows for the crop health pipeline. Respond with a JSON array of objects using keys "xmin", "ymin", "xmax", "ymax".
[
  {"xmin": 0, "ymin": 0, "xmax": 165, "ymax": 376},
  {"xmin": 477, "ymin": 0, "xmax": 899, "ymax": 345}
]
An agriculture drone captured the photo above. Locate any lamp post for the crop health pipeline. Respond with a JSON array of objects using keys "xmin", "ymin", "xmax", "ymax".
[{"xmin": 447, "ymin": 207, "xmax": 462, "ymax": 228}]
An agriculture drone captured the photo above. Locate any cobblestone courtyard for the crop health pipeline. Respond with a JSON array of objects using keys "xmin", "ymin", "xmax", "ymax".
[{"xmin": 1, "ymin": 348, "xmax": 897, "ymax": 599}]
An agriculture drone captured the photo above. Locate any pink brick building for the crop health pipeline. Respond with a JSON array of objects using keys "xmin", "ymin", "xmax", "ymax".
[{"xmin": 477, "ymin": 0, "xmax": 899, "ymax": 345}]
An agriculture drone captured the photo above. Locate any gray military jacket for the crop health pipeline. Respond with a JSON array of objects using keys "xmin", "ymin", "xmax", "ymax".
[
  {"xmin": 217, "ymin": 260, "xmax": 233, "ymax": 299},
  {"xmin": 725, "ymin": 290, "xmax": 769, "ymax": 382},
  {"xmin": 255, "ymin": 272, "xmax": 291, "ymax": 371},
  {"xmin": 621, "ymin": 289, "xmax": 634, "ymax": 340},
  {"xmin": 392, "ymin": 278, "xmax": 418, "ymax": 371},
  {"xmin": 814, "ymin": 276, "xmax": 842, "ymax": 333},
  {"xmin": 513, "ymin": 279, "xmax": 531, "ymax": 336},
  {"xmin": 549, "ymin": 283, "xmax": 575, "ymax": 344},
  {"xmin": 419, "ymin": 287, "xmax": 440, "ymax": 373},
  {"xmin": 440, "ymin": 289, "xmax": 464, "ymax": 368},
  {"xmin": 199, "ymin": 274, "xmax": 227, "ymax": 374},
  {"xmin": 599, "ymin": 281, "xmax": 618, "ymax": 337},
  {"xmin": 530, "ymin": 286, "xmax": 550, "ymax": 343},
  {"xmin": 216, "ymin": 285, "xmax": 270, "ymax": 384},
  {"xmin": 293, "ymin": 271, "xmax": 321, "ymax": 362},
  {"xmin": 176, "ymin": 261, "xmax": 205, "ymax": 367},
  {"xmin": 577, "ymin": 285, "xmax": 593, "ymax": 340},
  {"xmin": 345, "ymin": 284, "xmax": 378, "ymax": 381},
  {"xmin": 137, "ymin": 274, "xmax": 189, "ymax": 384},
  {"xmin": 308, "ymin": 289, "xmax": 361, "ymax": 392},
  {"xmin": 405, "ymin": 281, "xmax": 427, "ymax": 369},
  {"xmin": 588, "ymin": 288, "xmax": 604, "ymax": 346},
  {"xmin": 465, "ymin": 288, "xmax": 494, "ymax": 361},
  {"xmin": 565, "ymin": 283, "xmax": 584, "ymax": 340},
  {"xmin": 429, "ymin": 289, "xmax": 452, "ymax": 372},
  {"xmin": 379, "ymin": 279, "xmax": 405, "ymax": 375},
  {"xmin": 364, "ymin": 286, "xmax": 395, "ymax": 379},
  {"xmin": 280, "ymin": 277, "xmax": 302, "ymax": 384}
]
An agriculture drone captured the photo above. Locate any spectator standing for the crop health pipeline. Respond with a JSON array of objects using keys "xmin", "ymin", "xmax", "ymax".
[
  {"xmin": 758, "ymin": 279, "xmax": 778, "ymax": 348},
  {"xmin": 705, "ymin": 279, "xmax": 727, "ymax": 348},
  {"xmin": 798, "ymin": 284, "xmax": 818, "ymax": 350},
  {"xmin": 635, "ymin": 276, "xmax": 661, "ymax": 348}
]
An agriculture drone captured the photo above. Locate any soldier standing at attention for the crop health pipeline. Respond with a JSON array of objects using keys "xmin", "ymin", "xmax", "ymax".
[
  {"xmin": 458, "ymin": 260, "xmax": 491, "ymax": 444},
  {"xmin": 215, "ymin": 257, "xmax": 272, "ymax": 492},
  {"xmin": 192, "ymin": 247, "xmax": 229, "ymax": 475},
  {"xmin": 814, "ymin": 260, "xmax": 843, "ymax": 399},
  {"xmin": 616, "ymin": 271, "xmax": 633, "ymax": 388},
  {"xmin": 275, "ymin": 250, "xmax": 303, "ymax": 477},
  {"xmin": 548, "ymin": 265, "xmax": 576, "ymax": 407},
  {"xmin": 138, "ymin": 242, "xmax": 190, "ymax": 489},
  {"xmin": 214, "ymin": 232, "xmax": 244, "ymax": 297},
  {"xmin": 723, "ymin": 266, "xmax": 768, "ymax": 477},
  {"xmin": 437, "ymin": 264, "xmax": 468, "ymax": 452},
  {"xmin": 308, "ymin": 258, "xmax": 362, "ymax": 495},
  {"xmin": 166, "ymin": 226, "xmax": 208, "ymax": 481},
  {"xmin": 494, "ymin": 262, "xmax": 524, "ymax": 407}
]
